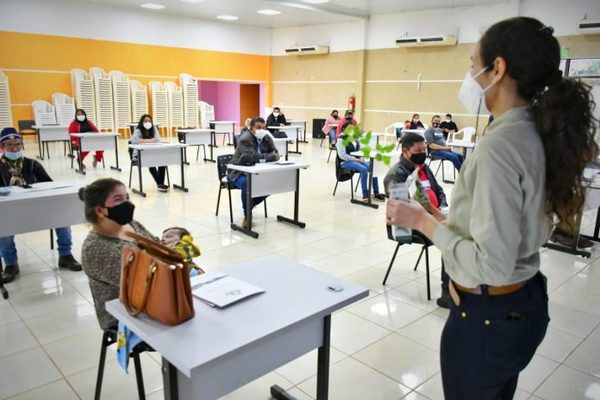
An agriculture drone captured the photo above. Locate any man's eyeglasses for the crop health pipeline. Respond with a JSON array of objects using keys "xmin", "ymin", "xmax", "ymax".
[{"xmin": 2, "ymin": 141, "xmax": 23, "ymax": 149}]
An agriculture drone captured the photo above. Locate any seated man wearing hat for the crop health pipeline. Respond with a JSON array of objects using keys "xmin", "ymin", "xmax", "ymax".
[{"xmin": 0, "ymin": 127, "xmax": 82, "ymax": 283}]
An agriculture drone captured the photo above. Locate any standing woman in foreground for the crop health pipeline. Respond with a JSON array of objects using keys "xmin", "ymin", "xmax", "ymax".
[{"xmin": 386, "ymin": 17, "xmax": 597, "ymax": 399}]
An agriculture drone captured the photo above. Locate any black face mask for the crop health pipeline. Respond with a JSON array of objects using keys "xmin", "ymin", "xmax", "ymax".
[
  {"xmin": 105, "ymin": 201, "xmax": 135, "ymax": 225},
  {"xmin": 410, "ymin": 152, "xmax": 427, "ymax": 165}
]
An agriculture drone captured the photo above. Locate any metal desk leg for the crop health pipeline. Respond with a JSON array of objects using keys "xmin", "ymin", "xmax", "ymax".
[
  {"xmin": 0, "ymin": 257, "xmax": 9, "ymax": 300},
  {"xmin": 36, "ymin": 130, "xmax": 44, "ymax": 160},
  {"xmin": 162, "ymin": 357, "xmax": 179, "ymax": 400},
  {"xmin": 580, "ymin": 206, "xmax": 600, "ymax": 243},
  {"xmin": 277, "ymin": 170, "xmax": 306, "ymax": 229},
  {"xmin": 75, "ymin": 138, "xmax": 86, "ymax": 175},
  {"xmin": 173, "ymin": 148, "xmax": 189, "ymax": 193},
  {"xmin": 231, "ymin": 173, "xmax": 259, "ymax": 238},
  {"xmin": 204, "ymin": 133, "xmax": 216, "ymax": 163},
  {"xmin": 111, "ymin": 136, "xmax": 121, "ymax": 171},
  {"xmin": 289, "ymin": 128, "xmax": 302, "ymax": 155},
  {"xmin": 131, "ymin": 153, "xmax": 147, "ymax": 197},
  {"xmin": 316, "ymin": 314, "xmax": 331, "ymax": 400},
  {"xmin": 350, "ymin": 157, "xmax": 378, "ymax": 209}
]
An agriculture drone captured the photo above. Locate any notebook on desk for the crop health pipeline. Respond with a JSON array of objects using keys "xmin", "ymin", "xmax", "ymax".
[
  {"xmin": 274, "ymin": 160, "xmax": 294, "ymax": 165},
  {"xmin": 190, "ymin": 271, "xmax": 265, "ymax": 308}
]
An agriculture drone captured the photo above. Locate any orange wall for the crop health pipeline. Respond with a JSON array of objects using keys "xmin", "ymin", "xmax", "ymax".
[{"xmin": 0, "ymin": 31, "xmax": 272, "ymax": 123}]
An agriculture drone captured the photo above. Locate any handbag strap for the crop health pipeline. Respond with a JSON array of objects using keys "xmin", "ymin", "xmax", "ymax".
[
  {"xmin": 125, "ymin": 231, "xmax": 184, "ymax": 264},
  {"xmin": 121, "ymin": 248, "xmax": 157, "ymax": 317}
]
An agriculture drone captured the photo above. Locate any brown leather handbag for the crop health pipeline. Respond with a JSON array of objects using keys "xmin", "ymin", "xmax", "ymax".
[{"xmin": 120, "ymin": 231, "xmax": 196, "ymax": 326}]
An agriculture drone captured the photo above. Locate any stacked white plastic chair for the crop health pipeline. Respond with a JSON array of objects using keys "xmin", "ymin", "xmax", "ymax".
[
  {"xmin": 109, "ymin": 71, "xmax": 131, "ymax": 131},
  {"xmin": 52, "ymin": 93, "xmax": 76, "ymax": 126},
  {"xmin": 32, "ymin": 100, "xmax": 57, "ymax": 126},
  {"xmin": 149, "ymin": 81, "xmax": 168, "ymax": 134},
  {"xmin": 0, "ymin": 72, "xmax": 13, "ymax": 130},
  {"xmin": 90, "ymin": 67, "xmax": 115, "ymax": 131},
  {"xmin": 129, "ymin": 80, "xmax": 149, "ymax": 124},
  {"xmin": 180, "ymin": 74, "xmax": 199, "ymax": 128},
  {"xmin": 165, "ymin": 82, "xmax": 184, "ymax": 130},
  {"xmin": 71, "ymin": 69, "xmax": 96, "ymax": 124},
  {"xmin": 198, "ymin": 101, "xmax": 215, "ymax": 128}
]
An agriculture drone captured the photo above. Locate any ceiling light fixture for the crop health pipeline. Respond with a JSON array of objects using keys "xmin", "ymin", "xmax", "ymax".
[
  {"xmin": 300, "ymin": 0, "xmax": 329, "ymax": 3},
  {"xmin": 257, "ymin": 9, "xmax": 282, "ymax": 15},
  {"xmin": 216, "ymin": 15, "xmax": 239, "ymax": 21},
  {"xmin": 140, "ymin": 3, "xmax": 165, "ymax": 9}
]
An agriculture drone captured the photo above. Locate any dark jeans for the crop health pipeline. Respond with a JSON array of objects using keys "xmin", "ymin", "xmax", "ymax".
[
  {"xmin": 149, "ymin": 166, "xmax": 166, "ymax": 186},
  {"xmin": 431, "ymin": 150, "xmax": 464, "ymax": 171},
  {"xmin": 441, "ymin": 272, "xmax": 549, "ymax": 400},
  {"xmin": 229, "ymin": 174, "xmax": 267, "ymax": 217}
]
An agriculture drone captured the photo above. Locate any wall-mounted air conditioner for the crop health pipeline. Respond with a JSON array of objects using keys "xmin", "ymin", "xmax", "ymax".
[
  {"xmin": 285, "ymin": 45, "xmax": 329, "ymax": 55},
  {"xmin": 395, "ymin": 35, "xmax": 457, "ymax": 48},
  {"xmin": 578, "ymin": 19, "xmax": 600, "ymax": 34}
]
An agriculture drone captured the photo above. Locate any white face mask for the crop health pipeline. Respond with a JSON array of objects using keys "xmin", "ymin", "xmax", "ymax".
[
  {"xmin": 273, "ymin": 112, "xmax": 280, "ymax": 117},
  {"xmin": 458, "ymin": 67, "xmax": 495, "ymax": 115},
  {"xmin": 445, "ymin": 118, "xmax": 451, "ymax": 123},
  {"xmin": 76, "ymin": 115, "xmax": 85, "ymax": 122},
  {"xmin": 143, "ymin": 122, "xmax": 153, "ymax": 130},
  {"xmin": 255, "ymin": 129, "xmax": 268, "ymax": 140}
]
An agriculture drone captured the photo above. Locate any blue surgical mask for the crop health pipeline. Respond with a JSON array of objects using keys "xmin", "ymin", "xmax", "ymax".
[{"xmin": 3, "ymin": 151, "xmax": 22, "ymax": 161}]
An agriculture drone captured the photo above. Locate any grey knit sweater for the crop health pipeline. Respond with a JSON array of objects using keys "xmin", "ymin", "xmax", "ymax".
[{"xmin": 81, "ymin": 221, "xmax": 155, "ymax": 330}]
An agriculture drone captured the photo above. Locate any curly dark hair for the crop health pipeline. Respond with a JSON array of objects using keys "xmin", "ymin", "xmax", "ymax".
[{"xmin": 480, "ymin": 17, "xmax": 598, "ymax": 232}]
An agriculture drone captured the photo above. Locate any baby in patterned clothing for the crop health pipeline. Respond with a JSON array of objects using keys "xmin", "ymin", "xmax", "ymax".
[{"xmin": 161, "ymin": 227, "xmax": 203, "ymax": 272}]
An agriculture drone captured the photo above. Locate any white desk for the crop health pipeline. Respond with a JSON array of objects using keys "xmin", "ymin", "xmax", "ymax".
[
  {"xmin": 70, "ymin": 132, "xmax": 121, "ymax": 174},
  {"xmin": 402, "ymin": 129, "xmax": 426, "ymax": 137},
  {"xmin": 106, "ymin": 255, "xmax": 369, "ymax": 400},
  {"xmin": 128, "ymin": 143, "xmax": 188, "ymax": 197},
  {"xmin": 349, "ymin": 149, "xmax": 397, "ymax": 209},
  {"xmin": 288, "ymin": 120, "xmax": 308, "ymax": 142},
  {"xmin": 227, "ymin": 162, "xmax": 310, "ymax": 238},
  {"xmin": 177, "ymin": 128, "xmax": 216, "ymax": 163},
  {"xmin": 0, "ymin": 182, "xmax": 85, "ymax": 237},
  {"xmin": 210, "ymin": 121, "xmax": 236, "ymax": 146},
  {"xmin": 448, "ymin": 140, "xmax": 476, "ymax": 158},
  {"xmin": 268, "ymin": 126, "xmax": 302, "ymax": 155},
  {"xmin": 271, "ymin": 137, "xmax": 290, "ymax": 161},
  {"xmin": 32, "ymin": 125, "xmax": 71, "ymax": 160}
]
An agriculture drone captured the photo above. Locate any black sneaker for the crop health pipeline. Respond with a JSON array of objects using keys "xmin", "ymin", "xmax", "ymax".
[
  {"xmin": 58, "ymin": 255, "xmax": 82, "ymax": 271},
  {"xmin": 1, "ymin": 264, "xmax": 19, "ymax": 283},
  {"xmin": 373, "ymin": 193, "xmax": 386, "ymax": 201},
  {"xmin": 436, "ymin": 292, "xmax": 451, "ymax": 309},
  {"xmin": 157, "ymin": 184, "xmax": 169, "ymax": 192}
]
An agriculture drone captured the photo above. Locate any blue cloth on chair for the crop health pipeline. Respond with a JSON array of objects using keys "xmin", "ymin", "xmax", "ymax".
[
  {"xmin": 116, "ymin": 267, "xmax": 200, "ymax": 372},
  {"xmin": 116, "ymin": 321, "xmax": 142, "ymax": 373}
]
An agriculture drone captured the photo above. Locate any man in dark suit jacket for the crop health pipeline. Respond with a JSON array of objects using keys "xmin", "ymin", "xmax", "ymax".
[
  {"xmin": 266, "ymin": 107, "xmax": 287, "ymax": 136},
  {"xmin": 384, "ymin": 132, "xmax": 451, "ymax": 308},
  {"xmin": 228, "ymin": 117, "xmax": 280, "ymax": 228},
  {"xmin": 0, "ymin": 127, "xmax": 82, "ymax": 283}
]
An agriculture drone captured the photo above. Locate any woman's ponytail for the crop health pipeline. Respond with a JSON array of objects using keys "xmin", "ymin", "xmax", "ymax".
[
  {"xmin": 531, "ymin": 78, "xmax": 598, "ymax": 232},
  {"xmin": 480, "ymin": 17, "xmax": 599, "ymax": 233}
]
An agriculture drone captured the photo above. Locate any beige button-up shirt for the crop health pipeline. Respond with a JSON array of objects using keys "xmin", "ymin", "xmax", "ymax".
[{"xmin": 433, "ymin": 107, "xmax": 553, "ymax": 288}]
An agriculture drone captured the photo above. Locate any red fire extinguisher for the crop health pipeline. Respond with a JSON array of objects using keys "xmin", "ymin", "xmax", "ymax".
[{"xmin": 348, "ymin": 94, "xmax": 356, "ymax": 112}]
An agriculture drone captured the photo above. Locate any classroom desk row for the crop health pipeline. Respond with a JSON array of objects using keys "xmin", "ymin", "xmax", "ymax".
[{"xmin": 0, "ymin": 182, "xmax": 368, "ymax": 400}]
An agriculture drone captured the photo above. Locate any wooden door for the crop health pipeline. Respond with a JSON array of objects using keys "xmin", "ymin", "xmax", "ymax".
[{"xmin": 239, "ymin": 84, "xmax": 260, "ymax": 126}]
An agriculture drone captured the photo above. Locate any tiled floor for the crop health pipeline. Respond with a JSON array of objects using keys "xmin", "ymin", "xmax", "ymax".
[{"xmin": 2, "ymin": 136, "xmax": 600, "ymax": 399}]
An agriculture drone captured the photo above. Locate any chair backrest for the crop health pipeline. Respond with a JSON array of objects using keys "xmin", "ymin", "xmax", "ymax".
[
  {"xmin": 217, "ymin": 154, "xmax": 234, "ymax": 181},
  {"xmin": 335, "ymin": 156, "xmax": 354, "ymax": 182},
  {"xmin": 17, "ymin": 120, "xmax": 36, "ymax": 133},
  {"xmin": 450, "ymin": 127, "xmax": 476, "ymax": 143}
]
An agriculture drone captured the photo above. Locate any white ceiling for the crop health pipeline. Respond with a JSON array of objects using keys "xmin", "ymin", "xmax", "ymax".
[{"xmin": 78, "ymin": 0, "xmax": 509, "ymax": 28}]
